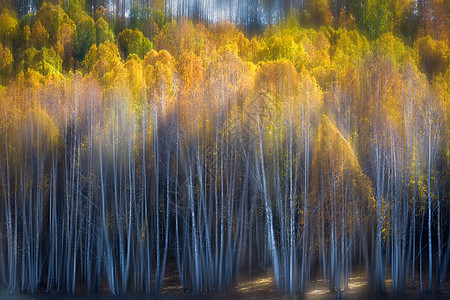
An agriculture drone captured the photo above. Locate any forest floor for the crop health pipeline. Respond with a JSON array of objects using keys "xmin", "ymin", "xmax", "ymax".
[
  {"xmin": 226, "ymin": 269, "xmax": 450, "ymax": 300},
  {"xmin": 2, "ymin": 264, "xmax": 450, "ymax": 299}
]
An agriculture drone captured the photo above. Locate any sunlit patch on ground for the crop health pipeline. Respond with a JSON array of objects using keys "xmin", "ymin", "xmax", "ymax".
[
  {"xmin": 160, "ymin": 263, "xmax": 184, "ymax": 295},
  {"xmin": 161, "ymin": 284, "xmax": 184, "ymax": 293},
  {"xmin": 233, "ymin": 272, "xmax": 372, "ymax": 299},
  {"xmin": 347, "ymin": 276, "xmax": 367, "ymax": 289},
  {"xmin": 306, "ymin": 288, "xmax": 329, "ymax": 296},
  {"xmin": 235, "ymin": 275, "xmax": 275, "ymax": 294}
]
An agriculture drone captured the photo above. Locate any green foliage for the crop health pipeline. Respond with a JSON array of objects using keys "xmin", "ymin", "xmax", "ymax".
[
  {"xmin": 129, "ymin": 1, "xmax": 140, "ymax": 30},
  {"xmin": 18, "ymin": 12, "xmax": 34, "ymax": 30},
  {"xmin": 117, "ymin": 29, "xmax": 153, "ymax": 59},
  {"xmin": 18, "ymin": 13, "xmax": 34, "ymax": 48},
  {"xmin": 362, "ymin": 0, "xmax": 392, "ymax": 39},
  {"xmin": 346, "ymin": 0, "xmax": 364, "ymax": 27},
  {"xmin": 73, "ymin": 11, "xmax": 96, "ymax": 60},
  {"xmin": 151, "ymin": 8, "xmax": 167, "ymax": 31},
  {"xmin": 95, "ymin": 17, "xmax": 114, "ymax": 45},
  {"xmin": 20, "ymin": 46, "xmax": 62, "ymax": 76},
  {"xmin": 0, "ymin": 0, "xmax": 447, "ymax": 101},
  {"xmin": 264, "ymin": 34, "xmax": 299, "ymax": 61},
  {"xmin": 36, "ymin": 3, "xmax": 69, "ymax": 41},
  {"xmin": 135, "ymin": 7, "xmax": 169, "ymax": 40},
  {"xmin": 63, "ymin": 0, "xmax": 85, "ymax": 17}
]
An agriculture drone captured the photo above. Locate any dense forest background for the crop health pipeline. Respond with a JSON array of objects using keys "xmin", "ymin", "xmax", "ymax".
[{"xmin": 0, "ymin": 0, "xmax": 449, "ymax": 298}]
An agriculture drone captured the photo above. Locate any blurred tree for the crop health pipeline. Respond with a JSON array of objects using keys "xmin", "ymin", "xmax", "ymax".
[
  {"xmin": 311, "ymin": 114, "xmax": 374, "ymax": 297},
  {"xmin": 22, "ymin": 24, "xmax": 31, "ymax": 47},
  {"xmin": 95, "ymin": 17, "xmax": 114, "ymax": 45},
  {"xmin": 305, "ymin": 0, "xmax": 333, "ymax": 26},
  {"xmin": 374, "ymin": 32, "xmax": 410, "ymax": 66},
  {"xmin": 20, "ymin": 46, "xmax": 62, "ymax": 75},
  {"xmin": 0, "ymin": 9, "xmax": 18, "ymax": 47},
  {"xmin": 389, "ymin": 0, "xmax": 410, "ymax": 31},
  {"xmin": 345, "ymin": 0, "xmax": 364, "ymax": 26},
  {"xmin": 36, "ymin": 3, "xmax": 69, "ymax": 41},
  {"xmin": 18, "ymin": 11, "xmax": 33, "ymax": 26},
  {"xmin": 415, "ymin": 35, "xmax": 449, "ymax": 79},
  {"xmin": 362, "ymin": 0, "xmax": 391, "ymax": 39},
  {"xmin": 73, "ymin": 11, "xmax": 96, "ymax": 60},
  {"xmin": 144, "ymin": 49, "xmax": 176, "ymax": 113},
  {"xmin": 124, "ymin": 54, "xmax": 146, "ymax": 106},
  {"xmin": 398, "ymin": 3, "xmax": 419, "ymax": 44},
  {"xmin": 55, "ymin": 22, "xmax": 76, "ymax": 68},
  {"xmin": 256, "ymin": 59, "xmax": 299, "ymax": 104},
  {"xmin": 152, "ymin": 8, "xmax": 168, "ymax": 31},
  {"xmin": 6, "ymin": 0, "xmax": 43, "ymax": 16},
  {"xmin": 332, "ymin": 28, "xmax": 370, "ymax": 67},
  {"xmin": 30, "ymin": 20, "xmax": 50, "ymax": 49},
  {"xmin": 62, "ymin": 0, "xmax": 85, "ymax": 16},
  {"xmin": 140, "ymin": 8, "xmax": 168, "ymax": 40},
  {"xmin": 246, "ymin": 35, "xmax": 266, "ymax": 63},
  {"xmin": 94, "ymin": 4, "xmax": 109, "ymax": 21},
  {"xmin": 417, "ymin": 0, "xmax": 449, "ymax": 40},
  {"xmin": 83, "ymin": 41, "xmax": 123, "ymax": 89},
  {"xmin": 337, "ymin": 8, "xmax": 356, "ymax": 30},
  {"xmin": 86, "ymin": 0, "xmax": 109, "ymax": 16},
  {"xmin": 117, "ymin": 28, "xmax": 153, "ymax": 59},
  {"xmin": 264, "ymin": 34, "xmax": 299, "ymax": 62},
  {"xmin": 154, "ymin": 18, "xmax": 206, "ymax": 58},
  {"xmin": 129, "ymin": 1, "xmax": 142, "ymax": 30},
  {"xmin": 0, "ymin": 42, "xmax": 13, "ymax": 84},
  {"xmin": 177, "ymin": 50, "xmax": 203, "ymax": 96}
]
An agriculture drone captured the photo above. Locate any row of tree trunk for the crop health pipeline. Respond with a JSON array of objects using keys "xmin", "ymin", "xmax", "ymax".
[{"xmin": 0, "ymin": 54, "xmax": 449, "ymax": 298}]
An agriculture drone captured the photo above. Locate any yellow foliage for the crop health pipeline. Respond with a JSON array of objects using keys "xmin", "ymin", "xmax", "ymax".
[
  {"xmin": 0, "ymin": 42, "xmax": 12, "ymax": 70},
  {"xmin": 30, "ymin": 20, "xmax": 49, "ymax": 49},
  {"xmin": 0, "ymin": 9, "xmax": 18, "ymax": 43},
  {"xmin": 177, "ymin": 50, "xmax": 204, "ymax": 91},
  {"xmin": 311, "ymin": 115, "xmax": 375, "ymax": 226},
  {"xmin": 32, "ymin": 104, "xmax": 60, "ymax": 147},
  {"xmin": 83, "ymin": 41, "xmax": 124, "ymax": 90},
  {"xmin": 125, "ymin": 54, "xmax": 146, "ymax": 108}
]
